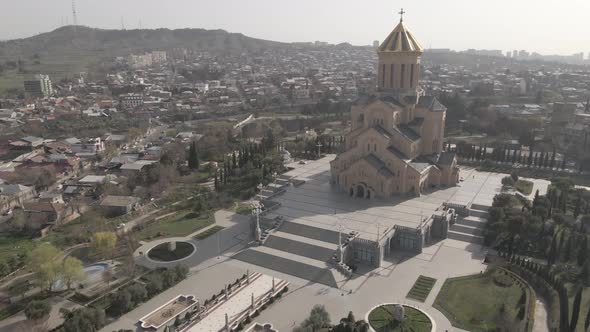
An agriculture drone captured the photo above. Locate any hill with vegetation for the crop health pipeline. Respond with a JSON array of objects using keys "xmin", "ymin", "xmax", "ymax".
[{"xmin": 0, "ymin": 25, "xmax": 285, "ymax": 94}]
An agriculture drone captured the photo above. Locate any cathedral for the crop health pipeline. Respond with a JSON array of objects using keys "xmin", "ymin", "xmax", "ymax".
[{"xmin": 330, "ymin": 14, "xmax": 459, "ymax": 198}]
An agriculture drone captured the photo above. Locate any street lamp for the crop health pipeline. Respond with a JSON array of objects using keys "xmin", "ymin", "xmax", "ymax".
[
  {"xmin": 251, "ymin": 201, "xmax": 264, "ymax": 243},
  {"xmin": 316, "ymin": 142, "xmax": 323, "ymax": 159}
]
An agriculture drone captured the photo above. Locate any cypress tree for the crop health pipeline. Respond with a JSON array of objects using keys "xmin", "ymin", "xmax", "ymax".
[
  {"xmin": 188, "ymin": 142, "xmax": 199, "ymax": 170},
  {"xmin": 584, "ymin": 304, "xmax": 590, "ymax": 332},
  {"xmin": 550, "ymin": 150, "xmax": 556, "ymax": 169},
  {"xmin": 571, "ymin": 286, "xmax": 583, "ymax": 331},
  {"xmin": 564, "ymin": 235, "xmax": 573, "ymax": 261},
  {"xmin": 214, "ymin": 172, "xmax": 219, "ymax": 191},
  {"xmin": 562, "ymin": 155, "xmax": 567, "ymax": 170},
  {"xmin": 527, "ymin": 150, "xmax": 533, "ymax": 166},
  {"xmin": 578, "ymin": 236, "xmax": 588, "ymax": 266},
  {"xmin": 575, "ymin": 196, "xmax": 582, "ymax": 218},
  {"xmin": 548, "ymin": 234, "xmax": 558, "ymax": 266}
]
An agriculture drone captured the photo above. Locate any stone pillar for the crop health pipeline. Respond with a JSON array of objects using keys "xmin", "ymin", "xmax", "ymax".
[
  {"xmin": 272, "ymin": 277, "xmax": 275, "ymax": 293},
  {"xmin": 225, "ymin": 313, "xmax": 229, "ymax": 332},
  {"xmin": 251, "ymin": 292, "xmax": 255, "ymax": 310}
]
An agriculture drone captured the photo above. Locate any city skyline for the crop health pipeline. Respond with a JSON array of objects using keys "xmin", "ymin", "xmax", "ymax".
[{"xmin": 1, "ymin": 0, "xmax": 590, "ymax": 56}]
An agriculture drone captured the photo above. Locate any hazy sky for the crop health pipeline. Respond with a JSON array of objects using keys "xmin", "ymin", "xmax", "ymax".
[{"xmin": 2, "ymin": 0, "xmax": 590, "ymax": 55}]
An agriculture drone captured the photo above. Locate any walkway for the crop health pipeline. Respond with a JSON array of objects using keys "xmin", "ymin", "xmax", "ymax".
[{"xmin": 133, "ymin": 210, "xmax": 251, "ymax": 270}]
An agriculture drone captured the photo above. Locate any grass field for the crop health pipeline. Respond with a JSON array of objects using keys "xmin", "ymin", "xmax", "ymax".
[
  {"xmin": 194, "ymin": 225, "xmax": 224, "ymax": 240},
  {"xmin": 406, "ymin": 275, "xmax": 437, "ymax": 302},
  {"xmin": 515, "ymin": 179, "xmax": 534, "ymax": 195},
  {"xmin": 367, "ymin": 304, "xmax": 432, "ymax": 332},
  {"xmin": 434, "ymin": 269, "xmax": 526, "ymax": 331},
  {"xmin": 136, "ymin": 210, "xmax": 214, "ymax": 241}
]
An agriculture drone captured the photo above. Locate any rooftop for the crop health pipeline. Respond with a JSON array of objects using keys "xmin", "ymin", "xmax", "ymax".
[
  {"xmin": 100, "ymin": 195, "xmax": 140, "ymax": 207},
  {"xmin": 139, "ymin": 295, "xmax": 197, "ymax": 329},
  {"xmin": 378, "ymin": 20, "xmax": 423, "ymax": 53}
]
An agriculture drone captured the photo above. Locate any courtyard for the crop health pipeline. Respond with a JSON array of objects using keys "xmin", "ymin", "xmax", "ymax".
[
  {"xmin": 101, "ymin": 156, "xmax": 552, "ymax": 332},
  {"xmin": 266, "ymin": 156, "xmax": 509, "ymax": 242}
]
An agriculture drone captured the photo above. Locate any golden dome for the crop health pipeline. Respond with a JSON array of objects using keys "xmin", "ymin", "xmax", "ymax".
[{"xmin": 378, "ymin": 20, "xmax": 423, "ymax": 53}]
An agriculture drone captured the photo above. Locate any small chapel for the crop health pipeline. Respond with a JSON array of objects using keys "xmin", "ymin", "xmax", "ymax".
[{"xmin": 330, "ymin": 11, "xmax": 460, "ymax": 198}]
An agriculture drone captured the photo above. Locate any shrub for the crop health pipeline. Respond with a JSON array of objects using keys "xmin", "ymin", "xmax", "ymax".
[
  {"xmin": 502, "ymin": 176, "xmax": 516, "ymax": 187},
  {"xmin": 493, "ymin": 274, "xmax": 514, "ymax": 287}
]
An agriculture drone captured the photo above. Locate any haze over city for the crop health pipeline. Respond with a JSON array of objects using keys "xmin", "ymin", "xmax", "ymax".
[{"xmin": 2, "ymin": 0, "xmax": 590, "ymax": 55}]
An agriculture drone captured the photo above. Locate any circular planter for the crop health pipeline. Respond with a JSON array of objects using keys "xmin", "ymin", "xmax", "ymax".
[
  {"xmin": 147, "ymin": 241, "xmax": 196, "ymax": 262},
  {"xmin": 365, "ymin": 303, "xmax": 434, "ymax": 332}
]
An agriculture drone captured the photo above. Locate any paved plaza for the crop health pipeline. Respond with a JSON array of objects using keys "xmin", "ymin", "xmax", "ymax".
[
  {"xmin": 101, "ymin": 156, "xmax": 552, "ymax": 332},
  {"xmin": 270, "ymin": 156, "xmax": 507, "ymax": 241}
]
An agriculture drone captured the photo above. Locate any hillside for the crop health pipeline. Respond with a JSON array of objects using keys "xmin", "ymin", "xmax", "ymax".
[{"xmin": 0, "ymin": 26, "xmax": 285, "ymax": 94}]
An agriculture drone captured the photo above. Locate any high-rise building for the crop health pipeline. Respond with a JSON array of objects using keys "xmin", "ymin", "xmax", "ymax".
[
  {"xmin": 330, "ymin": 15, "xmax": 459, "ymax": 198},
  {"xmin": 24, "ymin": 74, "xmax": 53, "ymax": 98},
  {"xmin": 373, "ymin": 40, "xmax": 380, "ymax": 48}
]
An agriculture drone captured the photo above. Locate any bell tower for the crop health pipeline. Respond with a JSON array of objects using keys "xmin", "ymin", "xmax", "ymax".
[{"xmin": 377, "ymin": 9, "xmax": 423, "ymax": 97}]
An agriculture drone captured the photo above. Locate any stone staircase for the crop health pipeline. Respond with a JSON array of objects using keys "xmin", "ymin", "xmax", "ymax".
[
  {"xmin": 447, "ymin": 205, "xmax": 489, "ymax": 244},
  {"xmin": 232, "ymin": 220, "xmax": 347, "ymax": 288}
]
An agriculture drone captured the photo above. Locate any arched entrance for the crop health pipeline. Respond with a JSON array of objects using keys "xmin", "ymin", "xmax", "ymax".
[{"xmin": 356, "ymin": 185, "xmax": 365, "ymax": 198}]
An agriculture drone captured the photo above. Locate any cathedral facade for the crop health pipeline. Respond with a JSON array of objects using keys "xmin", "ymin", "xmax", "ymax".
[{"xmin": 330, "ymin": 18, "xmax": 459, "ymax": 198}]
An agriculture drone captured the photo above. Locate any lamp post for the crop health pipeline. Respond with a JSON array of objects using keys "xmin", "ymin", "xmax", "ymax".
[
  {"xmin": 252, "ymin": 200, "xmax": 263, "ymax": 243},
  {"xmin": 316, "ymin": 141, "xmax": 323, "ymax": 159}
]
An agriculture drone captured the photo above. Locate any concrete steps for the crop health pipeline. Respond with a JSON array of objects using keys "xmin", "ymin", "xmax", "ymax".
[
  {"xmin": 456, "ymin": 216, "xmax": 487, "ymax": 228},
  {"xmin": 232, "ymin": 246, "xmax": 338, "ymax": 288},
  {"xmin": 447, "ymin": 206, "xmax": 488, "ymax": 245},
  {"xmin": 448, "ymin": 231, "xmax": 484, "ymax": 244},
  {"xmin": 278, "ymin": 220, "xmax": 341, "ymax": 245},
  {"xmin": 470, "ymin": 209, "xmax": 489, "ymax": 219},
  {"xmin": 264, "ymin": 234, "xmax": 336, "ymax": 262},
  {"xmin": 450, "ymin": 223, "xmax": 484, "ymax": 236}
]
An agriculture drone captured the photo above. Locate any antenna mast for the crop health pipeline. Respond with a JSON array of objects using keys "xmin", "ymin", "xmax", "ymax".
[{"xmin": 72, "ymin": 0, "xmax": 78, "ymax": 27}]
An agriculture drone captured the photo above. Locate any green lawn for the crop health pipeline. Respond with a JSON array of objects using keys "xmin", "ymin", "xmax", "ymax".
[
  {"xmin": 368, "ymin": 305, "xmax": 432, "ymax": 332},
  {"xmin": 0, "ymin": 236, "xmax": 36, "ymax": 264},
  {"xmin": 515, "ymin": 179, "xmax": 534, "ymax": 195},
  {"xmin": 234, "ymin": 202, "xmax": 252, "ymax": 215},
  {"xmin": 434, "ymin": 269, "xmax": 526, "ymax": 331},
  {"xmin": 194, "ymin": 225, "xmax": 225, "ymax": 240},
  {"xmin": 406, "ymin": 275, "xmax": 437, "ymax": 302},
  {"xmin": 135, "ymin": 210, "xmax": 214, "ymax": 241}
]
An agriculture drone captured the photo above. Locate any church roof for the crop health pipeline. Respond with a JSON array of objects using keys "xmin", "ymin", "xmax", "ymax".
[
  {"xmin": 393, "ymin": 125, "xmax": 421, "ymax": 142},
  {"xmin": 408, "ymin": 161, "xmax": 431, "ymax": 173},
  {"xmin": 353, "ymin": 95, "xmax": 404, "ymax": 108},
  {"xmin": 386, "ymin": 145, "xmax": 409, "ymax": 160},
  {"xmin": 378, "ymin": 21, "xmax": 423, "ymax": 53},
  {"xmin": 416, "ymin": 96, "xmax": 446, "ymax": 112},
  {"xmin": 436, "ymin": 152, "xmax": 457, "ymax": 166},
  {"xmin": 363, "ymin": 154, "xmax": 394, "ymax": 178}
]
